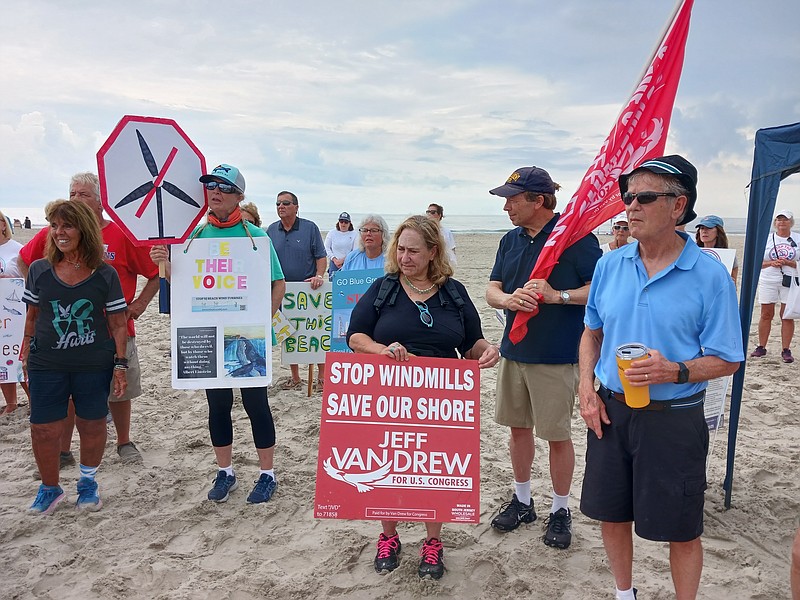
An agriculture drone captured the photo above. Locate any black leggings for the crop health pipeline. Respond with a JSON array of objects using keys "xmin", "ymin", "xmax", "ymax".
[{"xmin": 206, "ymin": 387, "xmax": 275, "ymax": 449}]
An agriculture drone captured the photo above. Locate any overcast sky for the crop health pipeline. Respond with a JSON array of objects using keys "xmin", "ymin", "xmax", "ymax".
[{"xmin": 2, "ymin": 0, "xmax": 799, "ymax": 224}]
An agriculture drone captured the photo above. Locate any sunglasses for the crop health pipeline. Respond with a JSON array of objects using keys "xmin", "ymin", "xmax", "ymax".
[
  {"xmin": 415, "ymin": 301, "xmax": 433, "ymax": 327},
  {"xmin": 359, "ymin": 227, "xmax": 381, "ymax": 234},
  {"xmin": 425, "ymin": 210, "xmax": 439, "ymax": 215},
  {"xmin": 276, "ymin": 200, "xmax": 295, "ymax": 206},
  {"xmin": 613, "ymin": 225, "xmax": 629, "ymax": 231},
  {"xmin": 621, "ymin": 191, "xmax": 678, "ymax": 206},
  {"xmin": 204, "ymin": 181, "xmax": 239, "ymax": 193}
]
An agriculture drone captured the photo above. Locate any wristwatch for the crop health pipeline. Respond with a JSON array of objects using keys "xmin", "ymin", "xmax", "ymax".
[
  {"xmin": 559, "ymin": 290, "xmax": 571, "ymax": 304},
  {"xmin": 676, "ymin": 361, "xmax": 690, "ymax": 384}
]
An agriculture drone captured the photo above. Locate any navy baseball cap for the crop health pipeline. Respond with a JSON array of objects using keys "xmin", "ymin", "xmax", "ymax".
[
  {"xmin": 696, "ymin": 215, "xmax": 724, "ymax": 229},
  {"xmin": 338, "ymin": 212, "xmax": 351, "ymax": 222},
  {"xmin": 199, "ymin": 164, "xmax": 246, "ymax": 192},
  {"xmin": 618, "ymin": 155, "xmax": 697, "ymax": 225},
  {"xmin": 489, "ymin": 166, "xmax": 556, "ymax": 197}
]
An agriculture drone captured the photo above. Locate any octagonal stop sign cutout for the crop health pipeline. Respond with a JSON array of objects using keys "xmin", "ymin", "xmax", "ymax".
[{"xmin": 97, "ymin": 115, "xmax": 208, "ymax": 246}]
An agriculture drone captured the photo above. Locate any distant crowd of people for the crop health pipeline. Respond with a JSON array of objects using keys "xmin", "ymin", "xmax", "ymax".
[{"xmin": 3, "ymin": 153, "xmax": 798, "ymax": 598}]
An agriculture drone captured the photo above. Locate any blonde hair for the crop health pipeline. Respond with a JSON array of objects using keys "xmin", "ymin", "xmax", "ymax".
[
  {"xmin": 239, "ymin": 201, "xmax": 262, "ymax": 227},
  {"xmin": 0, "ymin": 210, "xmax": 11, "ymax": 242},
  {"xmin": 44, "ymin": 200, "xmax": 105, "ymax": 269},
  {"xmin": 385, "ymin": 215, "xmax": 453, "ymax": 286}
]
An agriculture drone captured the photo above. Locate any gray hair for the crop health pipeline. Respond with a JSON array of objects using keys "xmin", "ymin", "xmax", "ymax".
[
  {"xmin": 626, "ymin": 171, "xmax": 690, "ymax": 224},
  {"xmin": 357, "ymin": 214, "xmax": 389, "ymax": 253},
  {"xmin": 70, "ymin": 172, "xmax": 101, "ymax": 201}
]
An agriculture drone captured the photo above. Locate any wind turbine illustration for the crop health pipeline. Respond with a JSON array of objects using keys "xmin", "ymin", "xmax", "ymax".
[{"xmin": 114, "ymin": 129, "xmax": 201, "ymax": 240}]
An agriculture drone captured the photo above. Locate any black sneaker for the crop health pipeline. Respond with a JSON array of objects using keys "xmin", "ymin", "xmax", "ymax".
[
  {"xmin": 374, "ymin": 532, "xmax": 401, "ymax": 573},
  {"xmin": 491, "ymin": 494, "xmax": 536, "ymax": 532},
  {"xmin": 207, "ymin": 470, "xmax": 238, "ymax": 502},
  {"xmin": 418, "ymin": 538, "xmax": 444, "ymax": 580},
  {"xmin": 542, "ymin": 508, "xmax": 572, "ymax": 549}
]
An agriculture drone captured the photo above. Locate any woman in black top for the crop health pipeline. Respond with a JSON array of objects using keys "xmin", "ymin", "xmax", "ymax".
[
  {"xmin": 22, "ymin": 200, "xmax": 128, "ymax": 514},
  {"xmin": 347, "ymin": 215, "xmax": 499, "ymax": 580}
]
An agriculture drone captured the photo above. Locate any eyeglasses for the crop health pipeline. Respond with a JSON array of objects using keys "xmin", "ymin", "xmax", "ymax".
[
  {"xmin": 276, "ymin": 200, "xmax": 294, "ymax": 206},
  {"xmin": 204, "ymin": 181, "xmax": 239, "ymax": 194},
  {"xmin": 359, "ymin": 227, "xmax": 381, "ymax": 234},
  {"xmin": 621, "ymin": 191, "xmax": 678, "ymax": 206},
  {"xmin": 415, "ymin": 301, "xmax": 433, "ymax": 327},
  {"xmin": 425, "ymin": 210, "xmax": 439, "ymax": 215},
  {"xmin": 613, "ymin": 225, "xmax": 629, "ymax": 231}
]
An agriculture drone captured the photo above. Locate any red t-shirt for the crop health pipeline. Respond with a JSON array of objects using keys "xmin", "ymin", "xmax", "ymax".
[{"xmin": 20, "ymin": 221, "xmax": 159, "ymax": 336}]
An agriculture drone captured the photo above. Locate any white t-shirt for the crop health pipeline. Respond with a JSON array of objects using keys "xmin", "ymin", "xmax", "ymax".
[
  {"xmin": 0, "ymin": 239, "xmax": 23, "ymax": 277},
  {"xmin": 441, "ymin": 226, "xmax": 457, "ymax": 266},
  {"xmin": 324, "ymin": 229, "xmax": 358, "ymax": 261},
  {"xmin": 760, "ymin": 231, "xmax": 798, "ymax": 284}
]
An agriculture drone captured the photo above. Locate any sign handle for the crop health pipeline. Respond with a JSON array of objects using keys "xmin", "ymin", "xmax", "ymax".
[{"xmin": 158, "ymin": 261, "xmax": 170, "ymax": 314}]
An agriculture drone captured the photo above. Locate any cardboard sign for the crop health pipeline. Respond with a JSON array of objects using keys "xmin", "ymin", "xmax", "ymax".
[
  {"xmin": 704, "ymin": 375, "xmax": 731, "ymax": 431},
  {"xmin": 97, "ymin": 115, "xmax": 208, "ymax": 245},
  {"xmin": 700, "ymin": 248, "xmax": 737, "ymax": 275},
  {"xmin": 330, "ymin": 268, "xmax": 384, "ymax": 353},
  {"xmin": 315, "ymin": 354, "xmax": 481, "ymax": 524},
  {"xmin": 0, "ymin": 279, "xmax": 25, "ymax": 383},
  {"xmin": 169, "ymin": 237, "xmax": 273, "ymax": 389},
  {"xmin": 280, "ymin": 282, "xmax": 332, "ymax": 365}
]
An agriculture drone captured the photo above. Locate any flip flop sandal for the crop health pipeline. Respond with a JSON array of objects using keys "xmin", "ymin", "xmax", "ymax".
[{"xmin": 279, "ymin": 378, "xmax": 302, "ymax": 391}]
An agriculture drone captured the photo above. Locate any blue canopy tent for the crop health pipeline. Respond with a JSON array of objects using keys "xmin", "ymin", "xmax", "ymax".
[{"xmin": 724, "ymin": 122, "xmax": 800, "ymax": 509}]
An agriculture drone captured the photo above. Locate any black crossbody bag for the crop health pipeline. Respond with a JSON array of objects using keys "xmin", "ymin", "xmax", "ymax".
[{"xmin": 775, "ymin": 233, "xmax": 798, "ymax": 287}]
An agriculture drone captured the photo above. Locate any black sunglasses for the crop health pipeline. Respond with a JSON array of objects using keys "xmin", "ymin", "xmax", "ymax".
[
  {"xmin": 204, "ymin": 181, "xmax": 239, "ymax": 193},
  {"xmin": 621, "ymin": 191, "xmax": 678, "ymax": 206},
  {"xmin": 276, "ymin": 200, "xmax": 295, "ymax": 206},
  {"xmin": 415, "ymin": 301, "xmax": 433, "ymax": 327},
  {"xmin": 613, "ymin": 225, "xmax": 629, "ymax": 231}
]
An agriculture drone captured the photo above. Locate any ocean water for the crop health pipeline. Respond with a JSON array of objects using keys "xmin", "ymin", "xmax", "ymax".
[
  {"xmin": 15, "ymin": 212, "xmax": 750, "ymax": 236},
  {"xmin": 303, "ymin": 213, "xmax": 750, "ymax": 235}
]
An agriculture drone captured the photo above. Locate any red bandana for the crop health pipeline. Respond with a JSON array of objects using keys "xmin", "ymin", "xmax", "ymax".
[{"xmin": 207, "ymin": 206, "xmax": 243, "ymax": 229}]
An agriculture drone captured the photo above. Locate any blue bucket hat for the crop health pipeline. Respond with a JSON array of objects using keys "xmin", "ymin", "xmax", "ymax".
[
  {"xmin": 199, "ymin": 164, "xmax": 246, "ymax": 192},
  {"xmin": 696, "ymin": 215, "xmax": 724, "ymax": 229},
  {"xmin": 489, "ymin": 166, "xmax": 556, "ymax": 197}
]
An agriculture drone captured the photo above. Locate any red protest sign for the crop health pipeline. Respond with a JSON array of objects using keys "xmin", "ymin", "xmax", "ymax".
[
  {"xmin": 97, "ymin": 115, "xmax": 208, "ymax": 246},
  {"xmin": 314, "ymin": 354, "xmax": 480, "ymax": 524}
]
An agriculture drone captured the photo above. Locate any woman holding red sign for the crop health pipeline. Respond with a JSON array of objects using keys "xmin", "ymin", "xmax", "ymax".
[{"xmin": 347, "ymin": 215, "xmax": 499, "ymax": 580}]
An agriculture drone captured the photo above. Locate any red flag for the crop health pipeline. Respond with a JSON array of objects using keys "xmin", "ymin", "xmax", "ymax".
[{"xmin": 508, "ymin": 0, "xmax": 694, "ymax": 344}]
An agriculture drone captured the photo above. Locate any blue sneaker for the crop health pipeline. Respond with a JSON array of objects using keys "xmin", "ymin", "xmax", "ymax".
[
  {"xmin": 246, "ymin": 473, "xmax": 277, "ymax": 504},
  {"xmin": 208, "ymin": 470, "xmax": 238, "ymax": 502},
  {"xmin": 76, "ymin": 477, "xmax": 102, "ymax": 511},
  {"xmin": 29, "ymin": 484, "xmax": 66, "ymax": 515}
]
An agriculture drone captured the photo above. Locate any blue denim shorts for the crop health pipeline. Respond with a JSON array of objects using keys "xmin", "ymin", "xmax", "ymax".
[{"xmin": 29, "ymin": 370, "xmax": 113, "ymax": 424}]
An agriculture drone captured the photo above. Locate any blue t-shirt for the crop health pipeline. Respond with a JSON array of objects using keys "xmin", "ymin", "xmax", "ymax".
[
  {"xmin": 490, "ymin": 215, "xmax": 601, "ymax": 364},
  {"xmin": 342, "ymin": 249, "xmax": 386, "ymax": 271},
  {"xmin": 585, "ymin": 232, "xmax": 744, "ymax": 400},
  {"xmin": 266, "ymin": 217, "xmax": 326, "ymax": 282}
]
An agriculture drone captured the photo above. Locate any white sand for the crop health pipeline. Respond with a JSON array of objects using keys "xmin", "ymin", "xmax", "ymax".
[{"xmin": 1, "ymin": 229, "xmax": 797, "ymax": 599}]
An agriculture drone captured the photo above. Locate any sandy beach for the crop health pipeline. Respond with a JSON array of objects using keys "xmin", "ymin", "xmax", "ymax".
[{"xmin": 1, "ymin": 227, "xmax": 798, "ymax": 599}]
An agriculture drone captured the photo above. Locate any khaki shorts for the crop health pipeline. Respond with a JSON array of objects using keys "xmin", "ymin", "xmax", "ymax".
[
  {"xmin": 494, "ymin": 359, "xmax": 577, "ymax": 440},
  {"xmin": 108, "ymin": 337, "xmax": 143, "ymax": 403}
]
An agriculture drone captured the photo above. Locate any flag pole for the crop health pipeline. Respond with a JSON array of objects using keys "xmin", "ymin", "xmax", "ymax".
[{"xmin": 625, "ymin": 0, "xmax": 687, "ymax": 99}]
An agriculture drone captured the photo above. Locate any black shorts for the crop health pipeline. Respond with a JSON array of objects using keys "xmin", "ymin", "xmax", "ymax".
[{"xmin": 580, "ymin": 392, "xmax": 709, "ymax": 542}]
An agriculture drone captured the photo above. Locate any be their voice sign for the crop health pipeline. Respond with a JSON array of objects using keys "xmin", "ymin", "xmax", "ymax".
[{"xmin": 314, "ymin": 354, "xmax": 481, "ymax": 524}]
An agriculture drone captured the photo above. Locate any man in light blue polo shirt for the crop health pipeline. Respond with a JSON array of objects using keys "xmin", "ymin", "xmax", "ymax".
[{"xmin": 578, "ymin": 155, "xmax": 743, "ymax": 600}]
